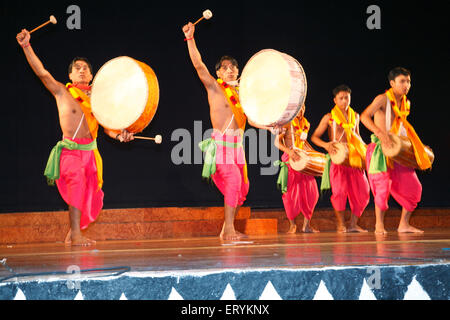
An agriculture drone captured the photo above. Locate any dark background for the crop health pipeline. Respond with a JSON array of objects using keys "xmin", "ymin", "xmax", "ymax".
[{"xmin": 1, "ymin": 0, "xmax": 449, "ymax": 214}]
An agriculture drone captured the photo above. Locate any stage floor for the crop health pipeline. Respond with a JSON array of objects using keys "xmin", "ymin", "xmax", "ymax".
[{"xmin": 1, "ymin": 229, "xmax": 449, "ymax": 300}]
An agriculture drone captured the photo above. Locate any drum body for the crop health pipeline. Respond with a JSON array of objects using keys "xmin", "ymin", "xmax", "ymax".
[
  {"xmin": 329, "ymin": 142, "xmax": 351, "ymax": 167},
  {"xmin": 289, "ymin": 149, "xmax": 326, "ymax": 176},
  {"xmin": 382, "ymin": 134, "xmax": 434, "ymax": 169},
  {"xmin": 91, "ymin": 56, "xmax": 159, "ymax": 133},
  {"xmin": 239, "ymin": 49, "xmax": 307, "ymax": 127}
]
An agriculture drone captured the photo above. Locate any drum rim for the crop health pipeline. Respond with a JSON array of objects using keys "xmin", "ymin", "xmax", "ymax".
[
  {"xmin": 239, "ymin": 49, "xmax": 307, "ymax": 127},
  {"xmin": 91, "ymin": 56, "xmax": 150, "ymax": 130}
]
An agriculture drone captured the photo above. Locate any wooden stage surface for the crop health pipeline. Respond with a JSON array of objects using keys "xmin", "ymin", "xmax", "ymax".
[{"xmin": 1, "ymin": 229, "xmax": 449, "ymax": 277}]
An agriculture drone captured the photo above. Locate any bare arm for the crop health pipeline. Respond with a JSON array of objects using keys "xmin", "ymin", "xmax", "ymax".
[
  {"xmin": 310, "ymin": 113, "xmax": 336, "ymax": 154},
  {"xmin": 274, "ymin": 126, "xmax": 300, "ymax": 161},
  {"xmin": 360, "ymin": 94, "xmax": 391, "ymax": 144},
  {"xmin": 16, "ymin": 29, "xmax": 65, "ymax": 97},
  {"xmin": 182, "ymin": 23, "xmax": 218, "ymax": 91}
]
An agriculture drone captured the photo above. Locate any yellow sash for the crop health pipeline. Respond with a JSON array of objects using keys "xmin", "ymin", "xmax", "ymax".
[
  {"xmin": 66, "ymin": 83, "xmax": 103, "ymax": 189},
  {"xmin": 330, "ymin": 105, "xmax": 366, "ymax": 168},
  {"xmin": 386, "ymin": 89, "xmax": 431, "ymax": 170},
  {"xmin": 217, "ymin": 79, "xmax": 248, "ymax": 183},
  {"xmin": 291, "ymin": 116, "xmax": 310, "ymax": 150}
]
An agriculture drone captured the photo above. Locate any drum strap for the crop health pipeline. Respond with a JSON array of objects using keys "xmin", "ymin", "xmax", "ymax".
[
  {"xmin": 221, "ymin": 115, "xmax": 235, "ymax": 135},
  {"xmin": 386, "ymin": 89, "xmax": 431, "ymax": 170},
  {"xmin": 72, "ymin": 113, "xmax": 85, "ymax": 140}
]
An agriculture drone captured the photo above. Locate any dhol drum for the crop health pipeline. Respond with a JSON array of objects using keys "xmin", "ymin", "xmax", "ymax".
[
  {"xmin": 382, "ymin": 134, "xmax": 434, "ymax": 169},
  {"xmin": 289, "ymin": 149, "xmax": 326, "ymax": 176},
  {"xmin": 239, "ymin": 49, "xmax": 307, "ymax": 127},
  {"xmin": 91, "ymin": 56, "xmax": 159, "ymax": 133},
  {"xmin": 329, "ymin": 142, "xmax": 352, "ymax": 167}
]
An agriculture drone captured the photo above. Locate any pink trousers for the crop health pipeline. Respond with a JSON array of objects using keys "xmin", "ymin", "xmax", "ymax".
[
  {"xmin": 55, "ymin": 137, "xmax": 104, "ymax": 230},
  {"xmin": 281, "ymin": 153, "xmax": 319, "ymax": 221},
  {"xmin": 365, "ymin": 143, "xmax": 422, "ymax": 212},
  {"xmin": 329, "ymin": 163, "xmax": 370, "ymax": 217},
  {"xmin": 211, "ymin": 132, "xmax": 249, "ymax": 208}
]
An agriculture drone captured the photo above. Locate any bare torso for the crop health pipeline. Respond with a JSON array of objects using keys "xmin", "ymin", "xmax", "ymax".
[
  {"xmin": 55, "ymin": 86, "xmax": 92, "ymax": 139},
  {"xmin": 207, "ymin": 83, "xmax": 241, "ymax": 136}
]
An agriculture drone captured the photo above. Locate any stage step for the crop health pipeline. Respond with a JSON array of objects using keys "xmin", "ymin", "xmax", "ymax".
[
  {"xmin": 0, "ymin": 207, "xmax": 278, "ymax": 244},
  {"xmin": 251, "ymin": 207, "xmax": 450, "ymax": 233}
]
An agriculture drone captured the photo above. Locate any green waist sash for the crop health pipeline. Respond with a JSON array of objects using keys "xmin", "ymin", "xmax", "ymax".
[
  {"xmin": 273, "ymin": 160, "xmax": 288, "ymax": 194},
  {"xmin": 44, "ymin": 139, "xmax": 97, "ymax": 185},
  {"xmin": 368, "ymin": 134, "xmax": 388, "ymax": 174},
  {"xmin": 198, "ymin": 138, "xmax": 242, "ymax": 180}
]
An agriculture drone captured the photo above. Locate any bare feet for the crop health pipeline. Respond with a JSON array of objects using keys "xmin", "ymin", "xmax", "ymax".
[
  {"xmin": 220, "ymin": 224, "xmax": 248, "ymax": 241},
  {"xmin": 336, "ymin": 224, "xmax": 347, "ymax": 233},
  {"xmin": 303, "ymin": 225, "xmax": 319, "ymax": 233},
  {"xmin": 347, "ymin": 224, "xmax": 368, "ymax": 233},
  {"xmin": 397, "ymin": 224, "xmax": 424, "ymax": 233},
  {"xmin": 287, "ymin": 224, "xmax": 297, "ymax": 234},
  {"xmin": 375, "ymin": 227, "xmax": 388, "ymax": 235},
  {"xmin": 65, "ymin": 229, "xmax": 96, "ymax": 246}
]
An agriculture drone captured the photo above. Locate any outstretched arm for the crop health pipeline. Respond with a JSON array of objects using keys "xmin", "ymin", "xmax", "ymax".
[
  {"xmin": 182, "ymin": 22, "xmax": 217, "ymax": 90},
  {"xmin": 16, "ymin": 29, "xmax": 65, "ymax": 97}
]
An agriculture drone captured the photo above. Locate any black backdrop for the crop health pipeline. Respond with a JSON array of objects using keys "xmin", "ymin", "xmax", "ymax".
[{"xmin": 1, "ymin": 0, "xmax": 449, "ymax": 214}]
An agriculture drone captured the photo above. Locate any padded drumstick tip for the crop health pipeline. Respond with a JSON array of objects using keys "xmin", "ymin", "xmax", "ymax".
[
  {"xmin": 50, "ymin": 15, "xmax": 57, "ymax": 24},
  {"xmin": 203, "ymin": 9, "xmax": 213, "ymax": 20},
  {"xmin": 155, "ymin": 135, "xmax": 162, "ymax": 144}
]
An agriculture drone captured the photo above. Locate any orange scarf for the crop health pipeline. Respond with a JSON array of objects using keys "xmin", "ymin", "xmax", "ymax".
[
  {"xmin": 66, "ymin": 83, "xmax": 104, "ymax": 189},
  {"xmin": 217, "ymin": 79, "xmax": 248, "ymax": 183},
  {"xmin": 291, "ymin": 116, "xmax": 310, "ymax": 150},
  {"xmin": 386, "ymin": 88, "xmax": 431, "ymax": 170},
  {"xmin": 217, "ymin": 79, "xmax": 247, "ymax": 132},
  {"xmin": 330, "ymin": 105, "xmax": 366, "ymax": 168}
]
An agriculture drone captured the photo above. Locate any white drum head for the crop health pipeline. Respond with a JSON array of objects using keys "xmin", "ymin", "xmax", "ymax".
[
  {"xmin": 239, "ymin": 49, "xmax": 307, "ymax": 126},
  {"xmin": 91, "ymin": 56, "xmax": 149, "ymax": 130}
]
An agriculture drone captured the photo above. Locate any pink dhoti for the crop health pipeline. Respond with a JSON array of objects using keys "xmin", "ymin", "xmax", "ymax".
[
  {"xmin": 366, "ymin": 143, "xmax": 422, "ymax": 212},
  {"xmin": 55, "ymin": 137, "xmax": 104, "ymax": 229},
  {"xmin": 329, "ymin": 163, "xmax": 370, "ymax": 217},
  {"xmin": 281, "ymin": 153, "xmax": 319, "ymax": 221},
  {"xmin": 211, "ymin": 132, "xmax": 249, "ymax": 208}
]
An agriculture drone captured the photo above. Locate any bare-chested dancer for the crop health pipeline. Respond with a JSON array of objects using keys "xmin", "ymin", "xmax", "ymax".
[{"xmin": 17, "ymin": 29, "xmax": 134, "ymax": 246}]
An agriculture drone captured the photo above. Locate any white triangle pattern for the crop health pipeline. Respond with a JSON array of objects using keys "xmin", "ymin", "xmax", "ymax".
[
  {"xmin": 13, "ymin": 288, "xmax": 26, "ymax": 300},
  {"xmin": 259, "ymin": 281, "xmax": 282, "ymax": 300},
  {"xmin": 167, "ymin": 287, "xmax": 184, "ymax": 300},
  {"xmin": 8, "ymin": 276, "xmax": 435, "ymax": 300},
  {"xmin": 403, "ymin": 276, "xmax": 431, "ymax": 300},
  {"xmin": 359, "ymin": 279, "xmax": 377, "ymax": 300},
  {"xmin": 220, "ymin": 283, "xmax": 237, "ymax": 300},
  {"xmin": 312, "ymin": 280, "xmax": 334, "ymax": 300},
  {"xmin": 74, "ymin": 290, "xmax": 84, "ymax": 300}
]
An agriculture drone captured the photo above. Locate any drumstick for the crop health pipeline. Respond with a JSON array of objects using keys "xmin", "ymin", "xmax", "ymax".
[
  {"xmin": 30, "ymin": 15, "xmax": 57, "ymax": 34},
  {"xmin": 193, "ymin": 9, "xmax": 213, "ymax": 25},
  {"xmin": 134, "ymin": 135, "xmax": 162, "ymax": 144}
]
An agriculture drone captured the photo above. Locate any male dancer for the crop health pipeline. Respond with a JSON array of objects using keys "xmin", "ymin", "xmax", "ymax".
[
  {"xmin": 182, "ymin": 22, "xmax": 279, "ymax": 240},
  {"xmin": 274, "ymin": 105, "xmax": 320, "ymax": 233},
  {"xmin": 361, "ymin": 67, "xmax": 428, "ymax": 234},
  {"xmin": 311, "ymin": 85, "xmax": 370, "ymax": 232},
  {"xmin": 17, "ymin": 29, "xmax": 134, "ymax": 246}
]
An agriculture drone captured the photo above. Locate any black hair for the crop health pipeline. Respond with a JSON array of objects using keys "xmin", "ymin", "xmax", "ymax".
[
  {"xmin": 68, "ymin": 57, "xmax": 93, "ymax": 75},
  {"xmin": 332, "ymin": 84, "xmax": 352, "ymax": 98},
  {"xmin": 215, "ymin": 55, "xmax": 238, "ymax": 71},
  {"xmin": 388, "ymin": 67, "xmax": 411, "ymax": 82}
]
